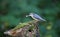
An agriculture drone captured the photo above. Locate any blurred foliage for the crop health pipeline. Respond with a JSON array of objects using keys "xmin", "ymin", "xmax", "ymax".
[{"xmin": 0, "ymin": 0, "xmax": 60, "ymax": 37}]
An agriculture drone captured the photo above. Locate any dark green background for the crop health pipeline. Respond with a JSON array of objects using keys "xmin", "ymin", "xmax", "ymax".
[{"xmin": 0, "ymin": 0, "xmax": 60, "ymax": 37}]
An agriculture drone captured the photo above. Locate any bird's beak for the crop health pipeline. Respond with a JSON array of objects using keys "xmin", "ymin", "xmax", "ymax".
[
  {"xmin": 26, "ymin": 14, "xmax": 31, "ymax": 17},
  {"xmin": 26, "ymin": 15, "xmax": 29, "ymax": 17}
]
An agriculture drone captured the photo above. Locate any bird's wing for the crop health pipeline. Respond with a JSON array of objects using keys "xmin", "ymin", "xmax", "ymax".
[{"xmin": 33, "ymin": 14, "xmax": 46, "ymax": 21}]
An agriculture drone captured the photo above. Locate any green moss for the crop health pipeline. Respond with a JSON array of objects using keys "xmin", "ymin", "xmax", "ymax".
[
  {"xmin": 28, "ymin": 24, "xmax": 35, "ymax": 31},
  {"xmin": 12, "ymin": 20, "xmax": 36, "ymax": 30},
  {"xmin": 12, "ymin": 23, "xmax": 28, "ymax": 30}
]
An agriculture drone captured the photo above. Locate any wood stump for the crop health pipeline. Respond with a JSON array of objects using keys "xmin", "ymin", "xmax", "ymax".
[{"xmin": 4, "ymin": 20, "xmax": 40, "ymax": 37}]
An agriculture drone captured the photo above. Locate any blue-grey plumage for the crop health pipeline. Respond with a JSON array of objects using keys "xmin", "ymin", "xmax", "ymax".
[{"xmin": 26, "ymin": 13, "xmax": 46, "ymax": 21}]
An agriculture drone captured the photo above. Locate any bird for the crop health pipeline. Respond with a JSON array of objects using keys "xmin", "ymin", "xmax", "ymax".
[
  {"xmin": 26, "ymin": 13, "xmax": 46, "ymax": 21},
  {"xmin": 26, "ymin": 13, "xmax": 46, "ymax": 37}
]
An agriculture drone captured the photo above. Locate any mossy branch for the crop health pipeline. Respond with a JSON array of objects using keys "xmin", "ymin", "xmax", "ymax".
[{"xmin": 4, "ymin": 20, "xmax": 40, "ymax": 37}]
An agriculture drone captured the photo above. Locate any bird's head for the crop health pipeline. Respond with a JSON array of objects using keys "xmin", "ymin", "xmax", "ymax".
[{"xmin": 26, "ymin": 13, "xmax": 34, "ymax": 17}]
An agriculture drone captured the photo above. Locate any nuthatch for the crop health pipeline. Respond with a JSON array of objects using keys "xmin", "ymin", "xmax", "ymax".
[{"xmin": 26, "ymin": 13, "xmax": 46, "ymax": 21}]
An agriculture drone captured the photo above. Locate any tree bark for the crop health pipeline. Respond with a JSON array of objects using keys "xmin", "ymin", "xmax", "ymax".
[{"xmin": 4, "ymin": 20, "xmax": 40, "ymax": 37}]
